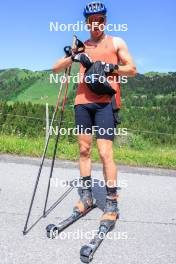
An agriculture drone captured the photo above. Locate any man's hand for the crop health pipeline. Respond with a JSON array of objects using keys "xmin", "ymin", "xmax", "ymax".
[
  {"xmin": 72, "ymin": 53, "xmax": 93, "ymax": 69},
  {"xmin": 103, "ymin": 63, "xmax": 119, "ymax": 74},
  {"xmin": 64, "ymin": 46, "xmax": 72, "ymax": 57},
  {"xmin": 64, "ymin": 37, "xmax": 85, "ymax": 59}
]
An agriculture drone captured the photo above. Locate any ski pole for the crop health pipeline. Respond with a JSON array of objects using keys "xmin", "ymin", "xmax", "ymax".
[
  {"xmin": 23, "ymin": 35, "xmax": 77, "ymax": 234},
  {"xmin": 23, "ymin": 68, "xmax": 68, "ymax": 235},
  {"xmin": 43, "ymin": 65, "xmax": 72, "ymax": 216},
  {"xmin": 42, "ymin": 35, "xmax": 77, "ymax": 216}
]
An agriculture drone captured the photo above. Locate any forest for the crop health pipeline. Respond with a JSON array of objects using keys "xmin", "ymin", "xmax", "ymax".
[{"xmin": 0, "ymin": 68, "xmax": 175, "ymax": 146}]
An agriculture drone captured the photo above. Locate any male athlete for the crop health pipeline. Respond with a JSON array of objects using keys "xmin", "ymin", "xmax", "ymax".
[{"xmin": 53, "ymin": 2, "xmax": 137, "ymax": 231}]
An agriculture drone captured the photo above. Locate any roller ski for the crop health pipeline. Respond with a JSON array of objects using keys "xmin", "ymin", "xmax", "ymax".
[
  {"xmin": 46, "ymin": 176, "xmax": 96, "ymax": 239},
  {"xmin": 80, "ymin": 190, "xmax": 119, "ymax": 263}
]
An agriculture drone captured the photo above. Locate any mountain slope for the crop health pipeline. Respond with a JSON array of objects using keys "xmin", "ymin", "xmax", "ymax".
[{"xmin": 0, "ymin": 68, "xmax": 176, "ymax": 106}]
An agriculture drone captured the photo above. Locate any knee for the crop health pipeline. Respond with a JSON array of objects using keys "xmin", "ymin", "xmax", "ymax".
[
  {"xmin": 80, "ymin": 145, "xmax": 91, "ymax": 159},
  {"xmin": 99, "ymin": 149, "xmax": 112, "ymax": 163}
]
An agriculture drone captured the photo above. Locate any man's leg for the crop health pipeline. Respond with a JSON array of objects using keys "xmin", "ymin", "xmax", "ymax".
[
  {"xmin": 97, "ymin": 139, "xmax": 117, "ymax": 187},
  {"xmin": 95, "ymin": 103, "xmax": 117, "ymax": 187},
  {"xmin": 74, "ymin": 104, "xmax": 93, "ymax": 177},
  {"xmin": 97, "ymin": 139, "xmax": 119, "ymax": 228},
  {"xmin": 78, "ymin": 134, "xmax": 92, "ymax": 177},
  {"xmin": 72, "ymin": 134, "xmax": 94, "ymax": 214},
  {"xmin": 74, "ymin": 104, "xmax": 94, "ymax": 213},
  {"xmin": 95, "ymin": 103, "xmax": 119, "ymax": 228}
]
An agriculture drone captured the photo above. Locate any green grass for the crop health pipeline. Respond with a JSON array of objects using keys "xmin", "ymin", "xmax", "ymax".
[
  {"xmin": 7, "ymin": 65, "xmax": 78, "ymax": 106},
  {"xmin": 8, "ymin": 76, "xmax": 76, "ymax": 106},
  {"xmin": 0, "ymin": 135, "xmax": 176, "ymax": 169},
  {"xmin": 11, "ymin": 79, "xmax": 60, "ymax": 105}
]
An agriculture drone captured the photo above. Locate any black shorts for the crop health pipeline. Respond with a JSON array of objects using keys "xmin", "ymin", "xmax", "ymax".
[{"xmin": 74, "ymin": 103, "xmax": 117, "ymax": 141}]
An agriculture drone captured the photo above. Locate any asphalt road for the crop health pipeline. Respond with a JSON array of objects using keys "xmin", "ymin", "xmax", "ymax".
[{"xmin": 0, "ymin": 154, "xmax": 176, "ymax": 264}]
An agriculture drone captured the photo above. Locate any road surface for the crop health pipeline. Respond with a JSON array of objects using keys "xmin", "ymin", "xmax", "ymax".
[{"xmin": 0, "ymin": 154, "xmax": 176, "ymax": 264}]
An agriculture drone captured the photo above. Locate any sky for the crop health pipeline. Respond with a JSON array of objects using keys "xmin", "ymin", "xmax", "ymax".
[{"xmin": 0, "ymin": 0, "xmax": 176, "ymax": 73}]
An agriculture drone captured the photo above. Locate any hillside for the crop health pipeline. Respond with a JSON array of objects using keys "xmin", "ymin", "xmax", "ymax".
[
  {"xmin": 0, "ymin": 68, "xmax": 175, "ymax": 155},
  {"xmin": 0, "ymin": 66, "xmax": 78, "ymax": 104},
  {"xmin": 0, "ymin": 68, "xmax": 176, "ymax": 105}
]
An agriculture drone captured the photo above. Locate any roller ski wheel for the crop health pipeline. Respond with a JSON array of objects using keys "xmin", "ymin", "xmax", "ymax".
[
  {"xmin": 46, "ymin": 224, "xmax": 59, "ymax": 239},
  {"xmin": 80, "ymin": 245, "xmax": 93, "ymax": 263}
]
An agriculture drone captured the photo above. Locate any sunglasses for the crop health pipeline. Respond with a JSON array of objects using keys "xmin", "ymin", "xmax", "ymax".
[{"xmin": 87, "ymin": 15, "xmax": 106, "ymax": 25}]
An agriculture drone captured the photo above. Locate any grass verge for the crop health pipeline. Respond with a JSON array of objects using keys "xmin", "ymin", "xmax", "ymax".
[{"xmin": 0, "ymin": 135, "xmax": 176, "ymax": 169}]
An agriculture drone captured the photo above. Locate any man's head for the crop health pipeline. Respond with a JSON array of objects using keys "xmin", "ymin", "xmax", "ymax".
[{"xmin": 83, "ymin": 2, "xmax": 107, "ymax": 40}]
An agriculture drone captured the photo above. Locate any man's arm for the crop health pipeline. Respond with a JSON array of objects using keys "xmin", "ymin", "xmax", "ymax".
[
  {"xmin": 52, "ymin": 56, "xmax": 72, "ymax": 73},
  {"xmin": 113, "ymin": 37, "xmax": 137, "ymax": 77}
]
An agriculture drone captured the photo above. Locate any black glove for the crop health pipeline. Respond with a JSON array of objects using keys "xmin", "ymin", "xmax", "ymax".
[
  {"xmin": 64, "ymin": 37, "xmax": 85, "ymax": 58},
  {"xmin": 72, "ymin": 53, "xmax": 93, "ymax": 69},
  {"xmin": 64, "ymin": 46, "xmax": 72, "ymax": 57},
  {"xmin": 103, "ymin": 63, "xmax": 119, "ymax": 73}
]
